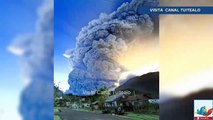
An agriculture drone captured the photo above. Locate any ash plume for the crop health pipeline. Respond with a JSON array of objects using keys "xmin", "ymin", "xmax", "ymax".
[
  {"xmin": 65, "ymin": 0, "xmax": 159, "ymax": 96},
  {"xmin": 8, "ymin": 0, "xmax": 53, "ymax": 119}
]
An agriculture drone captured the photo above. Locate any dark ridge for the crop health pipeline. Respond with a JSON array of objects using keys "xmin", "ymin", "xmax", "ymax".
[
  {"xmin": 115, "ymin": 72, "xmax": 159, "ymax": 98},
  {"xmin": 160, "ymin": 89, "xmax": 213, "ymax": 120}
]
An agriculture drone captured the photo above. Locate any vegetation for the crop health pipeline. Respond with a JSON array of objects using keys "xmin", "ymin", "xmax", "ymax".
[
  {"xmin": 54, "ymin": 85, "xmax": 109, "ymax": 110},
  {"xmin": 54, "ymin": 85, "xmax": 159, "ymax": 120},
  {"xmin": 54, "ymin": 107, "xmax": 59, "ymax": 112},
  {"xmin": 135, "ymin": 101, "xmax": 159, "ymax": 114},
  {"xmin": 54, "ymin": 115, "xmax": 61, "ymax": 120},
  {"xmin": 90, "ymin": 87, "xmax": 109, "ymax": 109},
  {"xmin": 54, "ymin": 107, "xmax": 61, "ymax": 120}
]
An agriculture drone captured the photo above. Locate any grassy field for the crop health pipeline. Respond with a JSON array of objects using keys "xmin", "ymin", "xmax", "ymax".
[
  {"xmin": 54, "ymin": 107, "xmax": 59, "ymax": 112},
  {"xmin": 119, "ymin": 112, "xmax": 159, "ymax": 120},
  {"xmin": 54, "ymin": 107, "xmax": 61, "ymax": 120},
  {"xmin": 54, "ymin": 115, "xmax": 61, "ymax": 120}
]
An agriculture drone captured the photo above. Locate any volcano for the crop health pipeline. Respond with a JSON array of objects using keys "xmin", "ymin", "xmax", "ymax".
[{"xmin": 115, "ymin": 72, "xmax": 159, "ymax": 98}]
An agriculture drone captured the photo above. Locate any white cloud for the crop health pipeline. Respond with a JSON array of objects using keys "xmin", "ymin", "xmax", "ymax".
[{"xmin": 7, "ymin": 46, "xmax": 25, "ymax": 56}]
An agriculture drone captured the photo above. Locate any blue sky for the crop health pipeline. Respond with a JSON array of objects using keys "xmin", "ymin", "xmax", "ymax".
[
  {"xmin": 54, "ymin": 0, "xmax": 131, "ymax": 91},
  {"xmin": 0, "ymin": 0, "xmax": 41, "ymax": 119}
]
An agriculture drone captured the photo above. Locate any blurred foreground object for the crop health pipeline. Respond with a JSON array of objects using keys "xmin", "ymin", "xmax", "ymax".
[
  {"xmin": 9, "ymin": 0, "xmax": 53, "ymax": 120},
  {"xmin": 160, "ymin": 8, "xmax": 213, "ymax": 120}
]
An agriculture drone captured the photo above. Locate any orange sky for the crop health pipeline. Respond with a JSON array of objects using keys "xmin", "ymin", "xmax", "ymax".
[
  {"xmin": 160, "ymin": 15, "xmax": 213, "ymax": 95},
  {"xmin": 116, "ymin": 37, "xmax": 159, "ymax": 71},
  {"xmin": 114, "ymin": 15, "xmax": 213, "ymax": 96}
]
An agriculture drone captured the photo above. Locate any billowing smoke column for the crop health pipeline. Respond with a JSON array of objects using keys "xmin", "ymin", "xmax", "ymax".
[
  {"xmin": 65, "ymin": 0, "xmax": 158, "ymax": 96},
  {"xmin": 8, "ymin": 0, "xmax": 53, "ymax": 120}
]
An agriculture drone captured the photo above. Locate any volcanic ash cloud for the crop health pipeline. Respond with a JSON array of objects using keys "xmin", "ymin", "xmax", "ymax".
[
  {"xmin": 8, "ymin": 0, "xmax": 53, "ymax": 119},
  {"xmin": 65, "ymin": 0, "xmax": 158, "ymax": 96}
]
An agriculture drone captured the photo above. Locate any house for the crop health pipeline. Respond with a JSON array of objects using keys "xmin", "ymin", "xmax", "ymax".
[
  {"xmin": 103, "ymin": 72, "xmax": 159, "ymax": 113},
  {"xmin": 91, "ymin": 101, "xmax": 99, "ymax": 110}
]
